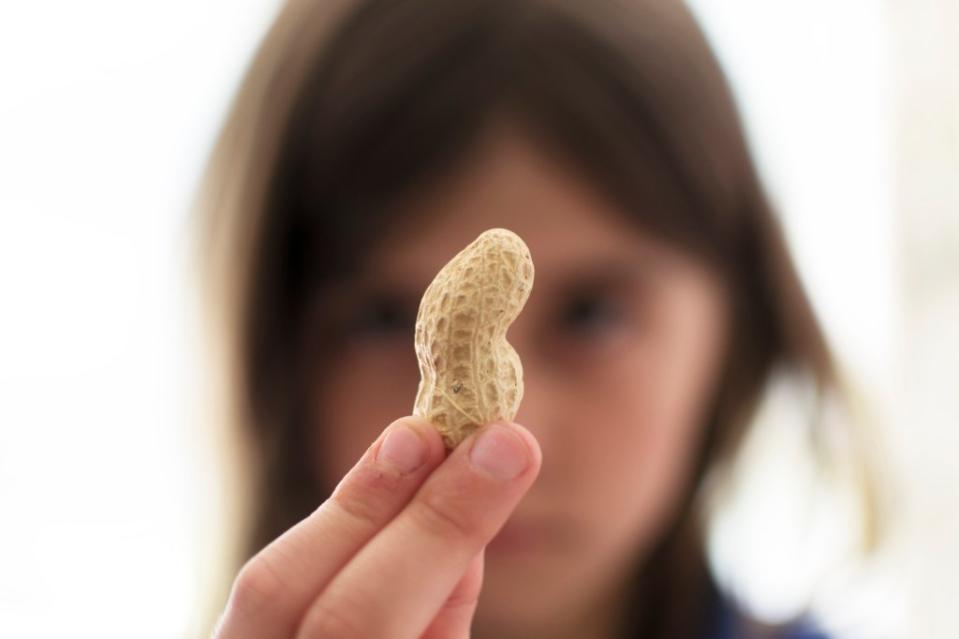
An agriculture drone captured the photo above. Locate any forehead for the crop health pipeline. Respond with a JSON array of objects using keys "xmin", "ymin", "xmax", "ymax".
[{"xmin": 361, "ymin": 126, "xmax": 666, "ymax": 290}]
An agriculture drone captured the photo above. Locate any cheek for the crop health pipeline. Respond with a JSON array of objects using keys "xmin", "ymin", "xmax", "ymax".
[
  {"xmin": 540, "ymin": 278, "xmax": 728, "ymax": 575},
  {"xmin": 563, "ymin": 356, "xmax": 708, "ymax": 558},
  {"xmin": 310, "ymin": 341, "xmax": 420, "ymax": 488},
  {"xmin": 479, "ymin": 332, "xmax": 720, "ymax": 626},
  {"xmin": 586, "ymin": 290, "xmax": 725, "ymax": 506}
]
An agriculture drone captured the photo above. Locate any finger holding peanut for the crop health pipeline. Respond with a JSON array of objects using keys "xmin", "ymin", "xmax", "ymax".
[{"xmin": 214, "ymin": 229, "xmax": 540, "ymax": 639}]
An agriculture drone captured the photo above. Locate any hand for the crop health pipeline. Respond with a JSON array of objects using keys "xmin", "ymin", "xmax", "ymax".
[{"xmin": 214, "ymin": 416, "xmax": 542, "ymax": 639}]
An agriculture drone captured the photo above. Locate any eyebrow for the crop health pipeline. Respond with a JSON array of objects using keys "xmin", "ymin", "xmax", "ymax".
[
  {"xmin": 321, "ymin": 280, "xmax": 425, "ymax": 320},
  {"xmin": 542, "ymin": 255, "xmax": 658, "ymax": 297}
]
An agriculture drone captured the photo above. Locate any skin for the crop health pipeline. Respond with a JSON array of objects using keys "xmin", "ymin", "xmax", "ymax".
[{"xmin": 215, "ymin": 123, "xmax": 730, "ymax": 639}]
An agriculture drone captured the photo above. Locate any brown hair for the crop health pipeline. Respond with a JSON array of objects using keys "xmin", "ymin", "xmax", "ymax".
[{"xmin": 194, "ymin": 0, "xmax": 880, "ymax": 636}]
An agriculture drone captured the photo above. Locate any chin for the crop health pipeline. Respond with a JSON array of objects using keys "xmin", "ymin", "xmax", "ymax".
[
  {"xmin": 475, "ymin": 549, "xmax": 582, "ymax": 630},
  {"xmin": 476, "ymin": 530, "xmax": 642, "ymax": 636}
]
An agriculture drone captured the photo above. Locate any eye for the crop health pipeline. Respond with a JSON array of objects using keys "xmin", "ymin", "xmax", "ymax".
[{"xmin": 558, "ymin": 291, "xmax": 626, "ymax": 336}]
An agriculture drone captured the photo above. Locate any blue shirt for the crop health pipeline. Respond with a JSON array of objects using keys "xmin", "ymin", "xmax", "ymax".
[{"xmin": 710, "ymin": 595, "xmax": 831, "ymax": 639}]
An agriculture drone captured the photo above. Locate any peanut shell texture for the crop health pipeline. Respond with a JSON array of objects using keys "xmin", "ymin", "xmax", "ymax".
[{"xmin": 413, "ymin": 228, "xmax": 535, "ymax": 449}]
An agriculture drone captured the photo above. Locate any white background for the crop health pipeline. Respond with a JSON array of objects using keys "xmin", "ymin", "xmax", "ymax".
[{"xmin": 1, "ymin": 1, "xmax": 955, "ymax": 637}]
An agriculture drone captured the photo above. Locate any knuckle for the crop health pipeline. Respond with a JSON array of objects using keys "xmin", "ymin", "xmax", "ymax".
[
  {"xmin": 347, "ymin": 460, "xmax": 408, "ymax": 498},
  {"xmin": 443, "ymin": 588, "xmax": 481, "ymax": 614},
  {"xmin": 329, "ymin": 464, "xmax": 405, "ymax": 529},
  {"xmin": 298, "ymin": 599, "xmax": 366, "ymax": 639},
  {"xmin": 410, "ymin": 482, "xmax": 483, "ymax": 543},
  {"xmin": 227, "ymin": 554, "xmax": 287, "ymax": 619},
  {"xmin": 443, "ymin": 576, "xmax": 482, "ymax": 612}
]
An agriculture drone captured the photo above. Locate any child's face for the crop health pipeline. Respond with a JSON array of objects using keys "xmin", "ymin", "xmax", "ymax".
[{"xmin": 310, "ymin": 124, "xmax": 729, "ymax": 633}]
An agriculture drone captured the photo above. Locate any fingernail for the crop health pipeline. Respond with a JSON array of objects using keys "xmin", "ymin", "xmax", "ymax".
[
  {"xmin": 469, "ymin": 424, "xmax": 530, "ymax": 480},
  {"xmin": 377, "ymin": 423, "xmax": 428, "ymax": 473}
]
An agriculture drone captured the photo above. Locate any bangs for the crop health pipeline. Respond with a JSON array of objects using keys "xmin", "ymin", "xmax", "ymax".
[{"xmin": 269, "ymin": 0, "xmax": 753, "ymax": 302}]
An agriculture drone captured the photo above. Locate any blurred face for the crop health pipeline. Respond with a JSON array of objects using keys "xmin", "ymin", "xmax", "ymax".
[{"xmin": 309, "ymin": 124, "xmax": 729, "ymax": 636}]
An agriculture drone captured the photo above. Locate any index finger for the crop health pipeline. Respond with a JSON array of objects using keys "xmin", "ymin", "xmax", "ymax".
[{"xmin": 215, "ymin": 416, "xmax": 447, "ymax": 639}]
